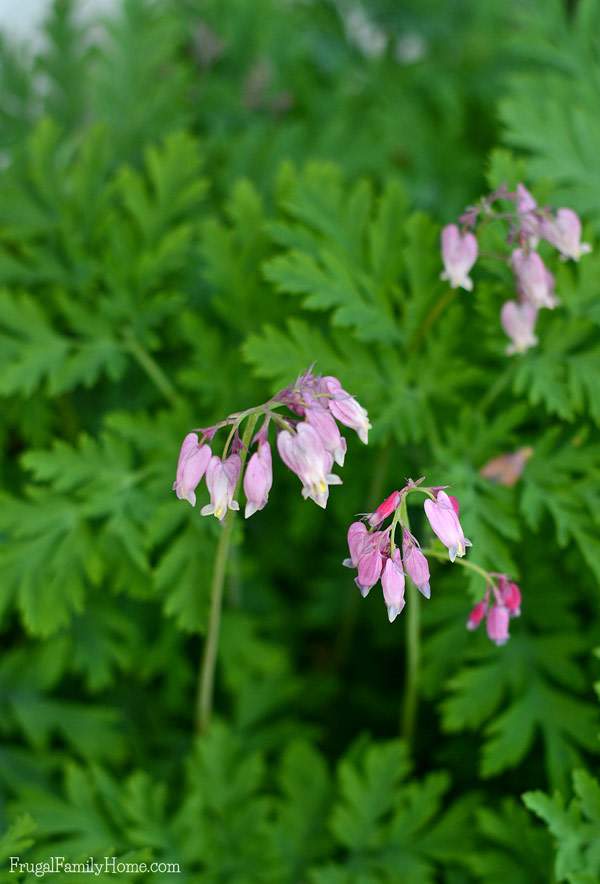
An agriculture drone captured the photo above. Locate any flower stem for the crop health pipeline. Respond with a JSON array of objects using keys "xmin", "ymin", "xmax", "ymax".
[
  {"xmin": 124, "ymin": 333, "xmax": 181, "ymax": 408},
  {"xmin": 420, "ymin": 546, "xmax": 496, "ymax": 588},
  {"xmin": 397, "ymin": 494, "xmax": 420, "ymax": 745},
  {"xmin": 401, "ymin": 584, "xmax": 420, "ymax": 744},
  {"xmin": 195, "ymin": 414, "xmax": 258, "ymax": 734}
]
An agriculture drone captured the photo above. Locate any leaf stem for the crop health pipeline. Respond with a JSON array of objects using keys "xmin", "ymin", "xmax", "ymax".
[
  {"xmin": 420, "ymin": 546, "xmax": 496, "ymax": 589},
  {"xmin": 195, "ymin": 413, "xmax": 258, "ymax": 733},
  {"xmin": 124, "ymin": 333, "xmax": 181, "ymax": 408}
]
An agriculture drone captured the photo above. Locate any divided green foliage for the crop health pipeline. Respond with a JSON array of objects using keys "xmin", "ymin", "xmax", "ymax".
[
  {"xmin": 246, "ymin": 163, "xmax": 482, "ymax": 445},
  {"xmin": 442, "ymin": 626, "xmax": 598, "ymax": 791},
  {"xmin": 501, "ymin": 0, "xmax": 600, "ymax": 228},
  {"xmin": 524, "ymin": 770, "xmax": 600, "ymax": 884}
]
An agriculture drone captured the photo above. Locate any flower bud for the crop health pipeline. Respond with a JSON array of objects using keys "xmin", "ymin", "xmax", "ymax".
[
  {"xmin": 355, "ymin": 547, "xmax": 383, "ymax": 598},
  {"xmin": 381, "ymin": 550, "xmax": 405, "ymax": 622},
  {"xmin": 243, "ymin": 442, "xmax": 273, "ymax": 518},
  {"xmin": 172, "ymin": 434, "xmax": 212, "ymax": 506},
  {"xmin": 368, "ymin": 490, "xmax": 401, "ymax": 527},
  {"xmin": 511, "ymin": 249, "xmax": 557, "ymax": 309},
  {"xmin": 440, "ymin": 224, "xmax": 478, "ymax": 291},
  {"xmin": 424, "ymin": 490, "xmax": 471, "ymax": 562},
  {"xmin": 344, "ymin": 521, "xmax": 368, "ymax": 567},
  {"xmin": 319, "ymin": 376, "xmax": 371, "ymax": 444},
  {"xmin": 486, "ymin": 605, "xmax": 510, "ymax": 646},
  {"xmin": 466, "ymin": 600, "xmax": 487, "ymax": 631},
  {"xmin": 402, "ymin": 530, "xmax": 430, "ymax": 599}
]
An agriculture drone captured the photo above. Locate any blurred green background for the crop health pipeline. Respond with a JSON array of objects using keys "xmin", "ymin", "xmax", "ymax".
[{"xmin": 0, "ymin": 0, "xmax": 599, "ymax": 881}]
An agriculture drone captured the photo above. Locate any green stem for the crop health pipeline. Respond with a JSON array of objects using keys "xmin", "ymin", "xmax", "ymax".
[
  {"xmin": 124, "ymin": 333, "xmax": 181, "ymax": 408},
  {"xmin": 195, "ymin": 414, "xmax": 258, "ymax": 734},
  {"xmin": 479, "ymin": 364, "xmax": 515, "ymax": 414},
  {"xmin": 397, "ymin": 494, "xmax": 421, "ymax": 745},
  {"xmin": 420, "ymin": 546, "xmax": 496, "ymax": 589},
  {"xmin": 408, "ymin": 288, "xmax": 457, "ymax": 353},
  {"xmin": 401, "ymin": 585, "xmax": 420, "ymax": 743}
]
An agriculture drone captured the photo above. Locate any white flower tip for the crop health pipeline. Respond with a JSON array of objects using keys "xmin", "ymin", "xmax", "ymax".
[
  {"xmin": 387, "ymin": 605, "xmax": 403, "ymax": 623},
  {"xmin": 494, "ymin": 637, "xmax": 509, "ymax": 647},
  {"xmin": 449, "ymin": 546, "xmax": 457, "ymax": 563},
  {"xmin": 460, "ymin": 276, "xmax": 474, "ymax": 292},
  {"xmin": 230, "ymin": 501, "xmax": 240, "ymax": 511},
  {"xmin": 200, "ymin": 504, "xmax": 214, "ymax": 517},
  {"xmin": 419, "ymin": 582, "xmax": 431, "ymax": 600},
  {"xmin": 466, "ymin": 621, "xmax": 477, "ymax": 631},
  {"xmin": 355, "ymin": 578, "xmax": 370, "ymax": 598},
  {"xmin": 244, "ymin": 502, "xmax": 258, "ymax": 519},
  {"xmin": 342, "ymin": 558, "xmax": 354, "ymax": 568}
]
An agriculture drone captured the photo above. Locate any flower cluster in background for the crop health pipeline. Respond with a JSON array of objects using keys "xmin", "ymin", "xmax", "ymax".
[
  {"xmin": 441, "ymin": 184, "xmax": 592, "ymax": 355},
  {"xmin": 344, "ymin": 480, "xmax": 521, "ymax": 643},
  {"xmin": 173, "ymin": 371, "xmax": 370, "ymax": 519}
]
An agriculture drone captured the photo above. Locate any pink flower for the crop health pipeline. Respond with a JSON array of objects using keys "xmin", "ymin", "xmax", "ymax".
[
  {"xmin": 486, "ymin": 604, "xmax": 510, "ymax": 646},
  {"xmin": 306, "ymin": 405, "xmax": 347, "ymax": 466},
  {"xmin": 381, "ymin": 549, "xmax": 406, "ymax": 622},
  {"xmin": 466, "ymin": 599, "xmax": 488, "ymax": 631},
  {"xmin": 319, "ymin": 376, "xmax": 371, "ymax": 444},
  {"xmin": 243, "ymin": 441, "xmax": 273, "ymax": 518},
  {"xmin": 343, "ymin": 521, "xmax": 369, "ymax": 567},
  {"xmin": 201, "ymin": 454, "xmax": 242, "ymax": 521},
  {"xmin": 277, "ymin": 422, "xmax": 342, "ymax": 508},
  {"xmin": 355, "ymin": 546, "xmax": 383, "ymax": 598},
  {"xmin": 500, "ymin": 300, "xmax": 538, "ymax": 355},
  {"xmin": 511, "ymin": 249, "xmax": 557, "ymax": 309},
  {"xmin": 402, "ymin": 530, "xmax": 431, "ymax": 598},
  {"xmin": 499, "ymin": 577, "xmax": 522, "ymax": 617},
  {"xmin": 440, "ymin": 224, "xmax": 478, "ymax": 291},
  {"xmin": 541, "ymin": 208, "xmax": 592, "ymax": 261},
  {"xmin": 516, "ymin": 184, "xmax": 540, "ymax": 246},
  {"xmin": 424, "ymin": 490, "xmax": 472, "ymax": 562},
  {"xmin": 368, "ymin": 490, "xmax": 401, "ymax": 527},
  {"xmin": 172, "ymin": 433, "xmax": 212, "ymax": 506},
  {"xmin": 480, "ymin": 447, "xmax": 533, "ymax": 487}
]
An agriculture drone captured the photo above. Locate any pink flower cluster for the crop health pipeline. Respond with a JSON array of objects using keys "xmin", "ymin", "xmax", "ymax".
[
  {"xmin": 344, "ymin": 483, "xmax": 471, "ymax": 623},
  {"xmin": 441, "ymin": 184, "xmax": 592, "ymax": 355},
  {"xmin": 467, "ymin": 575, "xmax": 522, "ymax": 646},
  {"xmin": 344, "ymin": 481, "xmax": 521, "ymax": 645},
  {"xmin": 173, "ymin": 371, "xmax": 370, "ymax": 520}
]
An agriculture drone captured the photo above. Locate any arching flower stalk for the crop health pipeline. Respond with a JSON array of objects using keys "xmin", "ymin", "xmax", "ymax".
[
  {"xmin": 174, "ymin": 369, "xmax": 370, "ymax": 734},
  {"xmin": 343, "ymin": 478, "xmax": 522, "ymax": 741},
  {"xmin": 440, "ymin": 183, "xmax": 592, "ymax": 355},
  {"xmin": 173, "ymin": 369, "xmax": 370, "ymax": 519}
]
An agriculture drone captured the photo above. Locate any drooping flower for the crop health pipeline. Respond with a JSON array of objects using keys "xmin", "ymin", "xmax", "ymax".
[
  {"xmin": 319, "ymin": 376, "xmax": 371, "ymax": 444},
  {"xmin": 172, "ymin": 434, "xmax": 212, "ymax": 506},
  {"xmin": 480, "ymin": 447, "xmax": 533, "ymax": 486},
  {"xmin": 201, "ymin": 454, "xmax": 242, "ymax": 521},
  {"xmin": 500, "ymin": 300, "xmax": 538, "ymax": 355},
  {"xmin": 343, "ymin": 520, "xmax": 369, "ymax": 568},
  {"xmin": 440, "ymin": 224, "xmax": 478, "ymax": 291},
  {"xmin": 381, "ymin": 549, "xmax": 406, "ymax": 622},
  {"xmin": 277, "ymin": 422, "xmax": 342, "ymax": 508},
  {"xmin": 402, "ymin": 530, "xmax": 431, "ymax": 599},
  {"xmin": 355, "ymin": 545, "xmax": 383, "ymax": 598},
  {"xmin": 516, "ymin": 183, "xmax": 540, "ymax": 246},
  {"xmin": 498, "ymin": 576, "xmax": 522, "ymax": 617},
  {"xmin": 306, "ymin": 404, "xmax": 347, "ymax": 466},
  {"xmin": 424, "ymin": 490, "xmax": 471, "ymax": 562},
  {"xmin": 466, "ymin": 599, "xmax": 488, "ymax": 631},
  {"xmin": 541, "ymin": 208, "xmax": 592, "ymax": 261},
  {"xmin": 486, "ymin": 604, "xmax": 510, "ymax": 646},
  {"xmin": 511, "ymin": 249, "xmax": 557, "ymax": 310},
  {"xmin": 243, "ymin": 441, "xmax": 273, "ymax": 518},
  {"xmin": 368, "ymin": 490, "xmax": 401, "ymax": 527}
]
